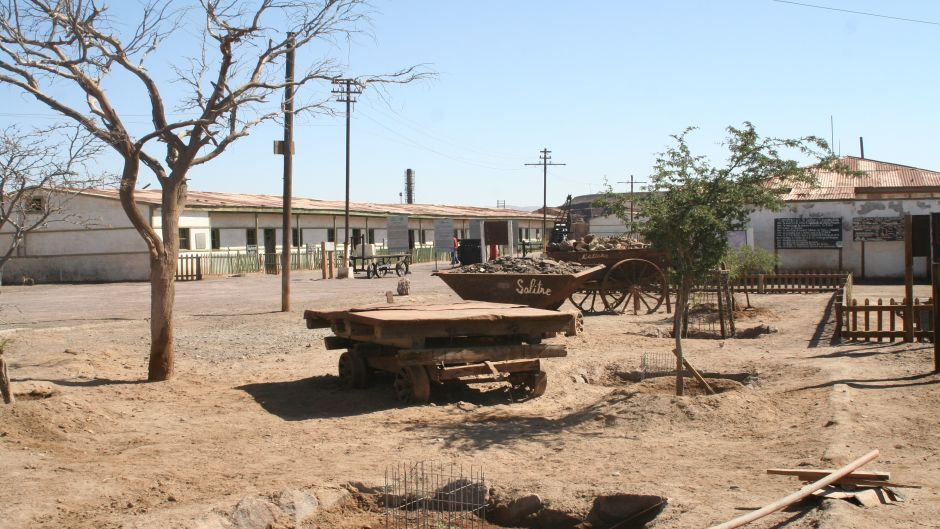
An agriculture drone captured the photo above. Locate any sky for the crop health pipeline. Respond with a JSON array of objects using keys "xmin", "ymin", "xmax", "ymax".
[{"xmin": 2, "ymin": 0, "xmax": 939, "ymax": 209}]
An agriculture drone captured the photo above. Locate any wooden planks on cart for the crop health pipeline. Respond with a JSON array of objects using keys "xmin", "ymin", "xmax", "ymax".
[
  {"xmin": 305, "ymin": 301, "xmax": 576, "ymax": 348},
  {"xmin": 397, "ymin": 344, "xmax": 565, "ymax": 366}
]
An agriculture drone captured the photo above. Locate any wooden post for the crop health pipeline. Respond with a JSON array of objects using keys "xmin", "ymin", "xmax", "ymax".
[
  {"xmin": 321, "ymin": 242, "xmax": 327, "ymax": 279},
  {"xmin": 934, "ymin": 263, "xmax": 940, "ymax": 372},
  {"xmin": 905, "ymin": 214, "xmax": 915, "ymax": 342},
  {"xmin": 0, "ymin": 356, "xmax": 13, "ymax": 405},
  {"xmin": 860, "ymin": 240, "xmax": 866, "ymax": 279}
]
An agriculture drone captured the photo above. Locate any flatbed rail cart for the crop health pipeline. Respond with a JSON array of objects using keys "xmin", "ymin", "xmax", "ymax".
[{"xmin": 304, "ymin": 301, "xmax": 577, "ymax": 404}]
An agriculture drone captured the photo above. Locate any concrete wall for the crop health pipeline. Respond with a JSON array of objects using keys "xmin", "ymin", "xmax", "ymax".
[
  {"xmin": 1, "ymin": 194, "xmax": 151, "ymax": 283},
  {"xmin": 748, "ymin": 198, "xmax": 940, "ymax": 278}
]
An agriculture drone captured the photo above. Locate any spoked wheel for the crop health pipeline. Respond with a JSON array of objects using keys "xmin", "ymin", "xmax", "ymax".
[
  {"xmin": 380, "ymin": 263, "xmax": 393, "ymax": 277},
  {"xmin": 568, "ymin": 281, "xmax": 606, "ymax": 314},
  {"xmin": 395, "ymin": 260, "xmax": 410, "ymax": 277},
  {"xmin": 508, "ymin": 371, "xmax": 548, "ymax": 399},
  {"xmin": 338, "ymin": 351, "xmax": 369, "ymax": 389},
  {"xmin": 393, "ymin": 365, "xmax": 431, "ymax": 404},
  {"xmin": 601, "ymin": 258, "xmax": 667, "ymax": 314}
]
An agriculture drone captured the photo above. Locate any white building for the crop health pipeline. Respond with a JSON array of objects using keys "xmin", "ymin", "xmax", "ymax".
[
  {"xmin": 749, "ymin": 156, "xmax": 940, "ymax": 279},
  {"xmin": 0, "ymin": 189, "xmax": 544, "ymax": 283}
]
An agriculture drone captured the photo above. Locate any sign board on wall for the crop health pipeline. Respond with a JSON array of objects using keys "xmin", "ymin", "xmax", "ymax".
[
  {"xmin": 387, "ymin": 215, "xmax": 410, "ymax": 251},
  {"xmin": 774, "ymin": 217, "xmax": 842, "ymax": 249},
  {"xmin": 484, "ymin": 220, "xmax": 510, "ymax": 245},
  {"xmin": 852, "ymin": 216, "xmax": 904, "ymax": 242},
  {"xmin": 433, "ymin": 218, "xmax": 455, "ymax": 252}
]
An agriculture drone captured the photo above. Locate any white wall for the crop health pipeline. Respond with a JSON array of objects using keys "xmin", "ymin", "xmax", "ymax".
[
  {"xmin": 1, "ymin": 193, "xmax": 152, "ymax": 283},
  {"xmin": 748, "ymin": 198, "xmax": 940, "ymax": 278}
]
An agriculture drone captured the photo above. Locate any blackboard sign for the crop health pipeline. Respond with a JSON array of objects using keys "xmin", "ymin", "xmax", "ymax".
[
  {"xmin": 484, "ymin": 220, "xmax": 510, "ymax": 245},
  {"xmin": 852, "ymin": 216, "xmax": 904, "ymax": 242},
  {"xmin": 433, "ymin": 218, "xmax": 455, "ymax": 252},
  {"xmin": 774, "ymin": 217, "xmax": 842, "ymax": 249}
]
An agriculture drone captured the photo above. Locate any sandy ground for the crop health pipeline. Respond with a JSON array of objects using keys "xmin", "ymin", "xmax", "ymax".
[{"xmin": 0, "ymin": 264, "xmax": 938, "ymax": 528}]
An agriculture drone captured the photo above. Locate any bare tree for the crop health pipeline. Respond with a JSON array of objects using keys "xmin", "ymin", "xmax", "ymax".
[
  {"xmin": 0, "ymin": 0, "xmax": 430, "ymax": 381},
  {"xmin": 0, "ymin": 125, "xmax": 110, "ymax": 287}
]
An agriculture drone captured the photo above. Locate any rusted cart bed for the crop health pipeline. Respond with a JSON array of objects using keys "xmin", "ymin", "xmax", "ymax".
[
  {"xmin": 304, "ymin": 301, "xmax": 576, "ymax": 404},
  {"xmin": 433, "ymin": 265, "xmax": 603, "ymax": 310}
]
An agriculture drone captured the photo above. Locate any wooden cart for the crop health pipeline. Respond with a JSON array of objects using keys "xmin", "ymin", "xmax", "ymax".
[
  {"xmin": 304, "ymin": 301, "xmax": 576, "ymax": 404},
  {"xmin": 349, "ymin": 253, "xmax": 411, "ymax": 278},
  {"xmin": 433, "ymin": 265, "xmax": 604, "ymax": 310},
  {"xmin": 544, "ymin": 248, "xmax": 670, "ymax": 315}
]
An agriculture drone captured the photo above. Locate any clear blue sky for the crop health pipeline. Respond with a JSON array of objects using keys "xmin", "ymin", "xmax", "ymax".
[{"xmin": 2, "ymin": 0, "xmax": 939, "ymax": 209}]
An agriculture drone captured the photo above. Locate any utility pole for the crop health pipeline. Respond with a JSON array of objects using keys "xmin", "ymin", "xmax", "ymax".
[
  {"xmin": 332, "ymin": 78, "xmax": 363, "ymax": 277},
  {"xmin": 275, "ymin": 32, "xmax": 295, "ymax": 312},
  {"xmin": 525, "ymin": 148, "xmax": 565, "ymax": 251},
  {"xmin": 616, "ymin": 175, "xmax": 646, "ymax": 236}
]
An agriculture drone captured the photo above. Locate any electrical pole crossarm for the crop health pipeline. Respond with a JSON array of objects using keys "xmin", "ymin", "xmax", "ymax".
[{"xmin": 525, "ymin": 148, "xmax": 565, "ymax": 252}]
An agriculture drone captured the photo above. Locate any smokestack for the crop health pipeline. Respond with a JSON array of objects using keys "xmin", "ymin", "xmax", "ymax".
[
  {"xmin": 405, "ymin": 169, "xmax": 415, "ymax": 204},
  {"xmin": 859, "ymin": 137, "xmax": 865, "ymax": 159}
]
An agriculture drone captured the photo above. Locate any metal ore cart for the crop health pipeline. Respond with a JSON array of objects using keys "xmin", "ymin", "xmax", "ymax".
[
  {"xmin": 304, "ymin": 301, "xmax": 576, "ymax": 404},
  {"xmin": 432, "ymin": 265, "xmax": 604, "ymax": 310},
  {"xmin": 544, "ymin": 248, "xmax": 671, "ymax": 315}
]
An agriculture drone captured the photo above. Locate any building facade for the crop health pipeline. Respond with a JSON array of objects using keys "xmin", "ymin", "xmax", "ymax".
[{"xmin": 0, "ymin": 189, "xmax": 543, "ymax": 283}]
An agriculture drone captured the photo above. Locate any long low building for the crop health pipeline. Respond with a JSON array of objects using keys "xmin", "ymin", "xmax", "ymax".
[{"xmin": 0, "ymin": 189, "xmax": 544, "ymax": 283}]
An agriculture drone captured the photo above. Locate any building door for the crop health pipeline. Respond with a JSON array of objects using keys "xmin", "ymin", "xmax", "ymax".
[
  {"xmin": 263, "ymin": 228, "xmax": 277, "ymax": 274},
  {"xmin": 913, "ymin": 215, "xmax": 931, "ymax": 279}
]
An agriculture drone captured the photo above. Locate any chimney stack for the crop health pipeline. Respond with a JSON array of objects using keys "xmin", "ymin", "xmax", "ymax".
[
  {"xmin": 404, "ymin": 169, "xmax": 415, "ymax": 204},
  {"xmin": 859, "ymin": 137, "xmax": 865, "ymax": 159}
]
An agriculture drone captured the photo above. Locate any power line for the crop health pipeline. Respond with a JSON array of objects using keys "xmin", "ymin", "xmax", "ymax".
[
  {"xmin": 772, "ymin": 0, "xmax": 940, "ymax": 27},
  {"xmin": 357, "ymin": 109, "xmax": 526, "ymax": 172},
  {"xmin": 525, "ymin": 148, "xmax": 566, "ymax": 250}
]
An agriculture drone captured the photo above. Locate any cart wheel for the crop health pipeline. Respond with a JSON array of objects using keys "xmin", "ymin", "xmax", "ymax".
[
  {"xmin": 338, "ymin": 351, "xmax": 369, "ymax": 389},
  {"xmin": 565, "ymin": 311, "xmax": 585, "ymax": 337},
  {"xmin": 568, "ymin": 282, "xmax": 605, "ymax": 314},
  {"xmin": 365, "ymin": 263, "xmax": 374, "ymax": 279},
  {"xmin": 601, "ymin": 259, "xmax": 667, "ymax": 314},
  {"xmin": 509, "ymin": 371, "xmax": 548, "ymax": 399},
  {"xmin": 370, "ymin": 263, "xmax": 380, "ymax": 279},
  {"xmin": 380, "ymin": 263, "xmax": 392, "ymax": 277},
  {"xmin": 395, "ymin": 260, "xmax": 410, "ymax": 277},
  {"xmin": 393, "ymin": 366, "xmax": 431, "ymax": 404}
]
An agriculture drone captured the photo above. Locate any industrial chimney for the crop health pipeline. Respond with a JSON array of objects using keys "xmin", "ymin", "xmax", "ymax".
[
  {"xmin": 859, "ymin": 137, "xmax": 865, "ymax": 159},
  {"xmin": 405, "ymin": 169, "xmax": 415, "ymax": 204}
]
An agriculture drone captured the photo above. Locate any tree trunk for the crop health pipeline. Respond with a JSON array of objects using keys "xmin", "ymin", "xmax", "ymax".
[
  {"xmin": 146, "ymin": 182, "xmax": 185, "ymax": 382},
  {"xmin": 674, "ymin": 280, "xmax": 691, "ymax": 396},
  {"xmin": 148, "ymin": 253, "xmax": 176, "ymax": 381},
  {"xmin": 0, "ymin": 357, "xmax": 13, "ymax": 404}
]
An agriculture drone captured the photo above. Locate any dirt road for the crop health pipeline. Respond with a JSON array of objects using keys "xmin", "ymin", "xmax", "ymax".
[{"xmin": 0, "ymin": 266, "xmax": 937, "ymax": 528}]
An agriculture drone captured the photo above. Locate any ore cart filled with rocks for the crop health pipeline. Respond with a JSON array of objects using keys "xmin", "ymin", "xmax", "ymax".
[
  {"xmin": 304, "ymin": 301, "xmax": 578, "ymax": 404},
  {"xmin": 545, "ymin": 235, "xmax": 671, "ymax": 315},
  {"xmin": 433, "ymin": 257, "xmax": 603, "ymax": 311}
]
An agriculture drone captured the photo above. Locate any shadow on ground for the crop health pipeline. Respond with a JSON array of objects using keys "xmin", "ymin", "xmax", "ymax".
[
  {"xmin": 792, "ymin": 372, "xmax": 940, "ymax": 391},
  {"xmin": 237, "ymin": 375, "xmax": 528, "ymax": 420}
]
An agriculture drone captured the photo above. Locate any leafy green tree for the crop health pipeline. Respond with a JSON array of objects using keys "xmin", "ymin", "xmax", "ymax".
[
  {"xmin": 600, "ymin": 123, "xmax": 838, "ymax": 395},
  {"xmin": 723, "ymin": 245, "xmax": 778, "ymax": 308}
]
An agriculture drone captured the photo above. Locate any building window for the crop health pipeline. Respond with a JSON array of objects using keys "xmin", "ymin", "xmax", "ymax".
[
  {"xmin": 292, "ymin": 227, "xmax": 300, "ymax": 247},
  {"xmin": 327, "ymin": 228, "xmax": 335, "ymax": 243},
  {"xmin": 368, "ymin": 228, "xmax": 376, "ymax": 244},
  {"xmin": 419, "ymin": 229, "xmax": 427, "ymax": 245},
  {"xmin": 352, "ymin": 228, "xmax": 362, "ymax": 245},
  {"xmin": 28, "ymin": 196, "xmax": 44, "ymax": 212},
  {"xmin": 179, "ymin": 228, "xmax": 191, "ymax": 250},
  {"xmin": 211, "ymin": 228, "xmax": 221, "ymax": 250},
  {"xmin": 246, "ymin": 228, "xmax": 257, "ymax": 246}
]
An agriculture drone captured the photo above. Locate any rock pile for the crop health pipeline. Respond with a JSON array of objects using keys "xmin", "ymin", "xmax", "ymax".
[
  {"xmin": 451, "ymin": 257, "xmax": 592, "ymax": 275},
  {"xmin": 548, "ymin": 234, "xmax": 648, "ymax": 252}
]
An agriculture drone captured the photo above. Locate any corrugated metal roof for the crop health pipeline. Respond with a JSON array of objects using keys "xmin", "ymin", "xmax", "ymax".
[
  {"xmin": 785, "ymin": 156, "xmax": 940, "ymax": 201},
  {"xmin": 80, "ymin": 188, "xmax": 543, "ymax": 220}
]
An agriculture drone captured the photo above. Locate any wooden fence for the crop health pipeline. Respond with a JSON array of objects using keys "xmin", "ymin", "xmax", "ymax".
[
  {"xmin": 836, "ymin": 297, "xmax": 934, "ymax": 343},
  {"xmin": 733, "ymin": 270, "xmax": 850, "ymax": 294},
  {"xmin": 176, "ymin": 254, "xmax": 202, "ymax": 281}
]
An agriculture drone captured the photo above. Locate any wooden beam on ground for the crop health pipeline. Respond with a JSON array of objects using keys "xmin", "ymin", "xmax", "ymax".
[
  {"xmin": 708, "ymin": 449, "xmax": 880, "ymax": 529},
  {"xmin": 0, "ymin": 357, "xmax": 13, "ymax": 405},
  {"xmin": 766, "ymin": 468, "xmax": 890, "ymax": 481}
]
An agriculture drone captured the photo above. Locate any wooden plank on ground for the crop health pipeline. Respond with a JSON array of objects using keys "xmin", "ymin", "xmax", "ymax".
[{"xmin": 767, "ymin": 468, "xmax": 890, "ymax": 481}]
